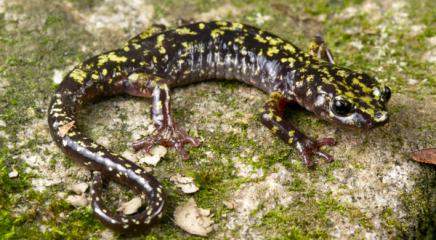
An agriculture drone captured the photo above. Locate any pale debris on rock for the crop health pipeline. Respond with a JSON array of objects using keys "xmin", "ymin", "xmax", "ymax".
[
  {"xmin": 69, "ymin": 182, "xmax": 89, "ymax": 195},
  {"xmin": 194, "ymin": 3, "xmax": 239, "ymax": 21},
  {"xmin": 66, "ymin": 194, "xmax": 88, "ymax": 208},
  {"xmin": 52, "ymin": 69, "xmax": 64, "ymax": 84},
  {"xmin": 0, "ymin": 0, "xmax": 4, "ymax": 14},
  {"xmin": 222, "ymin": 199, "xmax": 238, "ymax": 209},
  {"xmin": 233, "ymin": 160, "xmax": 264, "ymax": 179},
  {"xmin": 170, "ymin": 174, "xmax": 199, "ymax": 194},
  {"xmin": 8, "ymin": 169, "xmax": 18, "ymax": 178},
  {"xmin": 246, "ymin": 12, "xmax": 271, "ymax": 26},
  {"xmin": 64, "ymin": 0, "xmax": 154, "ymax": 35},
  {"xmin": 225, "ymin": 164, "xmax": 294, "ymax": 234},
  {"xmin": 174, "ymin": 198, "xmax": 214, "ymax": 237},
  {"xmin": 100, "ymin": 229, "xmax": 115, "ymax": 240},
  {"xmin": 138, "ymin": 145, "xmax": 167, "ymax": 166},
  {"xmin": 117, "ymin": 197, "xmax": 142, "ymax": 215}
]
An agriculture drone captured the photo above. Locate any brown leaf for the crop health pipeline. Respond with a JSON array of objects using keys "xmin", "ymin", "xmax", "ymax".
[{"xmin": 411, "ymin": 148, "xmax": 436, "ymax": 165}]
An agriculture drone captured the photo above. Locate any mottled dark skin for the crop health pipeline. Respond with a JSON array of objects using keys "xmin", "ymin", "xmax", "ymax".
[{"xmin": 48, "ymin": 21, "xmax": 391, "ymax": 233}]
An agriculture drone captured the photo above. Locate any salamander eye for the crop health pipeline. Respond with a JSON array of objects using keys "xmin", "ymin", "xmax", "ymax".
[
  {"xmin": 381, "ymin": 87, "xmax": 391, "ymax": 102},
  {"xmin": 332, "ymin": 97, "xmax": 352, "ymax": 116}
]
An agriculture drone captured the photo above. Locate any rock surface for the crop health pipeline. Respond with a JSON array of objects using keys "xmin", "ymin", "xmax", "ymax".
[{"xmin": 0, "ymin": 0, "xmax": 434, "ymax": 239}]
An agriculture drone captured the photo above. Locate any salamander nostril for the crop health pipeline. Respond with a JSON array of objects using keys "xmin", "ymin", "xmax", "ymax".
[{"xmin": 374, "ymin": 111, "xmax": 388, "ymax": 123}]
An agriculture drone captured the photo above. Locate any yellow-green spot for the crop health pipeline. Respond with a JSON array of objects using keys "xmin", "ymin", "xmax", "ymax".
[
  {"xmin": 198, "ymin": 23, "xmax": 205, "ymax": 29},
  {"xmin": 344, "ymin": 91, "xmax": 355, "ymax": 98},
  {"xmin": 281, "ymin": 57, "xmax": 296, "ymax": 67},
  {"xmin": 175, "ymin": 27, "xmax": 197, "ymax": 35},
  {"xmin": 231, "ymin": 22, "xmax": 243, "ymax": 30},
  {"xmin": 132, "ymin": 43, "xmax": 141, "ymax": 49},
  {"xmin": 267, "ymin": 46, "xmax": 279, "ymax": 56},
  {"xmin": 91, "ymin": 73, "xmax": 99, "ymax": 80},
  {"xmin": 98, "ymin": 52, "xmax": 128, "ymax": 66},
  {"xmin": 266, "ymin": 36, "xmax": 283, "ymax": 45},
  {"xmin": 271, "ymin": 126, "xmax": 279, "ymax": 134},
  {"xmin": 360, "ymin": 96, "xmax": 373, "ymax": 105},
  {"xmin": 211, "ymin": 29, "xmax": 225, "ymax": 39},
  {"xmin": 235, "ymin": 36, "xmax": 244, "ymax": 45},
  {"xmin": 155, "ymin": 34, "xmax": 166, "ymax": 54},
  {"xmin": 337, "ymin": 70, "xmax": 348, "ymax": 78},
  {"xmin": 102, "ymin": 69, "xmax": 108, "ymax": 76},
  {"xmin": 362, "ymin": 108, "xmax": 375, "ymax": 117},
  {"xmin": 283, "ymin": 43, "xmax": 296, "ymax": 53},
  {"xmin": 70, "ymin": 68, "xmax": 87, "ymax": 84},
  {"xmin": 255, "ymin": 34, "xmax": 267, "ymax": 43},
  {"xmin": 139, "ymin": 26, "xmax": 162, "ymax": 39},
  {"xmin": 216, "ymin": 21, "xmax": 228, "ymax": 26}
]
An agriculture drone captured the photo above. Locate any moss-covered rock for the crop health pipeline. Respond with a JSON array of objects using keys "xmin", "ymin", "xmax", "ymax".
[{"xmin": 0, "ymin": 0, "xmax": 434, "ymax": 239}]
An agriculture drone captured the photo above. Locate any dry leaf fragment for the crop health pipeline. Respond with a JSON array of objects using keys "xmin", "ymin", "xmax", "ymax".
[
  {"xmin": 66, "ymin": 194, "xmax": 88, "ymax": 207},
  {"xmin": 58, "ymin": 121, "xmax": 75, "ymax": 137},
  {"xmin": 174, "ymin": 198, "xmax": 214, "ymax": 236},
  {"xmin": 69, "ymin": 182, "xmax": 88, "ymax": 195},
  {"xmin": 117, "ymin": 197, "xmax": 142, "ymax": 215},
  {"xmin": 411, "ymin": 148, "xmax": 436, "ymax": 165},
  {"xmin": 170, "ymin": 174, "xmax": 199, "ymax": 194}
]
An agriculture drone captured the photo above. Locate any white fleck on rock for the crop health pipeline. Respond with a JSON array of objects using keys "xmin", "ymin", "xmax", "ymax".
[
  {"xmin": 233, "ymin": 160, "xmax": 264, "ymax": 179},
  {"xmin": 74, "ymin": 0, "xmax": 155, "ymax": 35},
  {"xmin": 57, "ymin": 192, "xmax": 66, "ymax": 199},
  {"xmin": 117, "ymin": 197, "xmax": 142, "ymax": 215},
  {"xmin": 409, "ymin": 24, "xmax": 425, "ymax": 36},
  {"xmin": 254, "ymin": 13, "xmax": 271, "ymax": 26},
  {"xmin": 150, "ymin": 145, "xmax": 167, "ymax": 158},
  {"xmin": 0, "ymin": 0, "xmax": 4, "ymax": 15},
  {"xmin": 223, "ymin": 200, "xmax": 238, "ymax": 209},
  {"xmin": 170, "ymin": 174, "xmax": 199, "ymax": 194},
  {"xmin": 174, "ymin": 198, "xmax": 214, "ymax": 237},
  {"xmin": 52, "ymin": 69, "xmax": 64, "ymax": 84},
  {"xmin": 66, "ymin": 194, "xmax": 88, "ymax": 208},
  {"xmin": 0, "ymin": 119, "xmax": 6, "ymax": 127},
  {"xmin": 423, "ymin": 49, "xmax": 436, "ymax": 63},
  {"xmin": 195, "ymin": 4, "xmax": 239, "ymax": 21},
  {"xmin": 100, "ymin": 229, "xmax": 114, "ymax": 240},
  {"xmin": 427, "ymin": 36, "xmax": 436, "ymax": 47},
  {"xmin": 69, "ymin": 182, "xmax": 89, "ymax": 195},
  {"xmin": 121, "ymin": 149, "xmax": 138, "ymax": 161},
  {"xmin": 350, "ymin": 40, "xmax": 364, "ymax": 50},
  {"xmin": 8, "ymin": 169, "xmax": 18, "ymax": 178},
  {"xmin": 407, "ymin": 78, "xmax": 419, "ymax": 85},
  {"xmin": 138, "ymin": 145, "xmax": 167, "ymax": 166}
]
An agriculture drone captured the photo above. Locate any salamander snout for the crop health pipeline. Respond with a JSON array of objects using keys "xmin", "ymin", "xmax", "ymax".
[{"xmin": 369, "ymin": 110, "xmax": 389, "ymax": 128}]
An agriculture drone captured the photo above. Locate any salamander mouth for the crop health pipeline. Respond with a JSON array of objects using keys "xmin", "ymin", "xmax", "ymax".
[{"xmin": 331, "ymin": 111, "xmax": 389, "ymax": 129}]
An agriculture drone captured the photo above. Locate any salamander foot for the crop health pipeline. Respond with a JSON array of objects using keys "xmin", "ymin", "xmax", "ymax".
[
  {"xmin": 297, "ymin": 137, "xmax": 336, "ymax": 168},
  {"xmin": 133, "ymin": 126, "xmax": 201, "ymax": 160}
]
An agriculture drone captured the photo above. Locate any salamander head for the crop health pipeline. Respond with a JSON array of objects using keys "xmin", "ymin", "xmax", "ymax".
[{"xmin": 294, "ymin": 66, "xmax": 391, "ymax": 129}]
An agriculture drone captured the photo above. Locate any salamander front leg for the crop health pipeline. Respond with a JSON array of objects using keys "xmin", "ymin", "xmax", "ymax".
[
  {"xmin": 307, "ymin": 36, "xmax": 335, "ymax": 64},
  {"xmin": 132, "ymin": 84, "xmax": 201, "ymax": 160},
  {"xmin": 260, "ymin": 92, "xmax": 336, "ymax": 167}
]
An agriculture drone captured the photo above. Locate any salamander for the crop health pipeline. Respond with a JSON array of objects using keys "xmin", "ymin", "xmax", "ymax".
[{"xmin": 48, "ymin": 21, "xmax": 391, "ymax": 233}]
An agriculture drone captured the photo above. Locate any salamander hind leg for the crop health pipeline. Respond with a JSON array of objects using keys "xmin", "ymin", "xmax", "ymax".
[
  {"xmin": 260, "ymin": 92, "xmax": 336, "ymax": 167},
  {"xmin": 130, "ymin": 82, "xmax": 201, "ymax": 160},
  {"xmin": 307, "ymin": 36, "xmax": 335, "ymax": 64}
]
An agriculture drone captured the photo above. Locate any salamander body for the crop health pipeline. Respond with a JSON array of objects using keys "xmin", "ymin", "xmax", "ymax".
[{"xmin": 48, "ymin": 21, "xmax": 390, "ymax": 233}]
